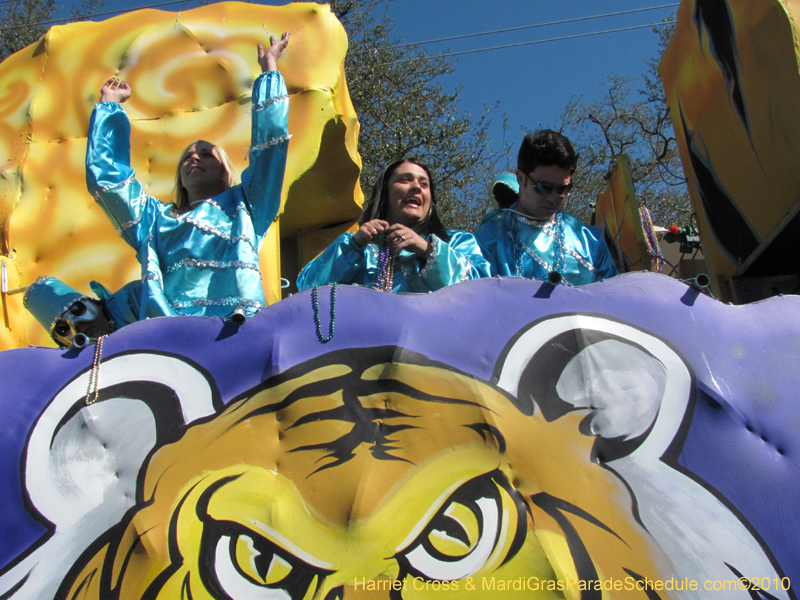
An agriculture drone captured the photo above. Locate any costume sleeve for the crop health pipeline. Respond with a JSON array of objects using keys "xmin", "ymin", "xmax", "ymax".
[
  {"xmin": 242, "ymin": 71, "xmax": 291, "ymax": 237},
  {"xmin": 85, "ymin": 102, "xmax": 153, "ymax": 250},
  {"xmin": 89, "ymin": 280, "xmax": 142, "ymax": 329},
  {"xmin": 474, "ymin": 214, "xmax": 506, "ymax": 277},
  {"xmin": 417, "ymin": 231, "xmax": 492, "ymax": 290},
  {"xmin": 296, "ymin": 233, "xmax": 367, "ymax": 291}
]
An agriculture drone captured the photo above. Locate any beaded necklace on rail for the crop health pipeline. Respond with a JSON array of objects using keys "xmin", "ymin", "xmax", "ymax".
[
  {"xmin": 311, "ymin": 283, "xmax": 337, "ymax": 343},
  {"xmin": 509, "ymin": 211, "xmax": 567, "ymax": 278},
  {"xmin": 85, "ymin": 335, "xmax": 107, "ymax": 405}
]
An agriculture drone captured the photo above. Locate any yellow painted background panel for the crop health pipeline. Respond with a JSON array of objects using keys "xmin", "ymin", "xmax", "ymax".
[{"xmin": 0, "ymin": 2, "xmax": 364, "ymax": 350}]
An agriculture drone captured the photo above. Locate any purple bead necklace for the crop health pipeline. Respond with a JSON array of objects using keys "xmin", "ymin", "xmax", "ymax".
[{"xmin": 376, "ymin": 239, "xmax": 395, "ymax": 292}]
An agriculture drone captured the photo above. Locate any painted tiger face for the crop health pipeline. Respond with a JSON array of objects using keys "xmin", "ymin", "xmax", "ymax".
[{"xmin": 62, "ymin": 346, "xmax": 673, "ymax": 600}]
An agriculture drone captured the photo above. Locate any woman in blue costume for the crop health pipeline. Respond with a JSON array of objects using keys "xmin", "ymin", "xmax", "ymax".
[
  {"xmin": 86, "ymin": 33, "xmax": 291, "ymax": 320},
  {"xmin": 297, "ymin": 158, "xmax": 490, "ymax": 292},
  {"xmin": 475, "ymin": 130, "xmax": 619, "ymax": 286}
]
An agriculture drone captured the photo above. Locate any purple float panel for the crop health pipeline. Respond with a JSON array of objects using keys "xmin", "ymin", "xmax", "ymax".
[{"xmin": 0, "ymin": 272, "xmax": 797, "ymax": 599}]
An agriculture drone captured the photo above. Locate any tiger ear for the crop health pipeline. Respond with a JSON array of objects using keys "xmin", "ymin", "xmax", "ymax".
[
  {"xmin": 0, "ymin": 353, "xmax": 219, "ymax": 600},
  {"xmin": 493, "ymin": 315, "xmax": 693, "ymax": 461}
]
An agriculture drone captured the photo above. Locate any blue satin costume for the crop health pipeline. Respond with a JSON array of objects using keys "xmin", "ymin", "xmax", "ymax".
[
  {"xmin": 296, "ymin": 231, "xmax": 491, "ymax": 293},
  {"xmin": 88, "ymin": 280, "xmax": 142, "ymax": 330},
  {"xmin": 475, "ymin": 207, "xmax": 619, "ymax": 286},
  {"xmin": 86, "ymin": 71, "xmax": 289, "ymax": 319}
]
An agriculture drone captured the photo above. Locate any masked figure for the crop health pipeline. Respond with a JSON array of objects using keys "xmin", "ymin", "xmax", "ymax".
[{"xmin": 23, "ymin": 276, "xmax": 141, "ymax": 348}]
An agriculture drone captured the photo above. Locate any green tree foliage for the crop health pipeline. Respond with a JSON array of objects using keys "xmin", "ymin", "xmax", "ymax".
[
  {"xmin": 0, "ymin": 0, "xmax": 102, "ymax": 61},
  {"xmin": 559, "ymin": 18, "xmax": 691, "ymax": 227},
  {"xmin": 0, "ymin": 0, "xmax": 57, "ymax": 60},
  {"xmin": 324, "ymin": 0, "xmax": 500, "ymax": 230}
]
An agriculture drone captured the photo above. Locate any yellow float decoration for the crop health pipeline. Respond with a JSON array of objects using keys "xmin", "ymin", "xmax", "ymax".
[
  {"xmin": 594, "ymin": 154, "xmax": 653, "ymax": 273},
  {"xmin": 0, "ymin": 2, "xmax": 363, "ymax": 350},
  {"xmin": 660, "ymin": 0, "xmax": 800, "ymax": 301}
]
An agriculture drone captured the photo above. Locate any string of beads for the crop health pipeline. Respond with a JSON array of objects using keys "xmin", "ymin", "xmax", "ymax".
[
  {"xmin": 85, "ymin": 335, "xmax": 106, "ymax": 405},
  {"xmin": 312, "ymin": 283, "xmax": 337, "ymax": 343},
  {"xmin": 376, "ymin": 239, "xmax": 395, "ymax": 292},
  {"xmin": 639, "ymin": 205, "xmax": 665, "ymax": 272}
]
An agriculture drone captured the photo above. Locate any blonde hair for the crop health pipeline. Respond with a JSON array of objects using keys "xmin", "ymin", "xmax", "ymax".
[{"xmin": 174, "ymin": 140, "xmax": 240, "ymax": 209}]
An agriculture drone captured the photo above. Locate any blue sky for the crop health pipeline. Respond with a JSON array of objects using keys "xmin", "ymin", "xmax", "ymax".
[{"xmin": 384, "ymin": 0, "xmax": 678, "ymax": 167}]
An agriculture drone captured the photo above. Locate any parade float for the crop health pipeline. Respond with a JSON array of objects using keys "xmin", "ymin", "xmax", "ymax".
[{"xmin": 1, "ymin": 1, "xmax": 798, "ymax": 599}]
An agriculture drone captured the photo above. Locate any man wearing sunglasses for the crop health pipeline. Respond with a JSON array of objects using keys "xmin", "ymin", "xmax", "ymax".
[{"xmin": 475, "ymin": 129, "xmax": 619, "ymax": 286}]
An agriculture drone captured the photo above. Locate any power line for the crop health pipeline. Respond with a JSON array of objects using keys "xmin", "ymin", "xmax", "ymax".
[
  {"xmin": 1, "ymin": 1, "xmax": 680, "ymax": 38},
  {"xmin": 384, "ymin": 3, "xmax": 679, "ymax": 51},
  {"xmin": 0, "ymin": 0, "xmax": 201, "ymax": 32},
  {"xmin": 0, "ymin": 0, "xmax": 678, "ymax": 60},
  {"xmin": 384, "ymin": 20, "xmax": 677, "ymax": 65}
]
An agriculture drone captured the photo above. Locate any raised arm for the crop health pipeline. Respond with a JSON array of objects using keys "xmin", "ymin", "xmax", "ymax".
[
  {"xmin": 243, "ymin": 32, "xmax": 291, "ymax": 237},
  {"xmin": 86, "ymin": 78, "xmax": 153, "ymax": 250},
  {"xmin": 99, "ymin": 77, "xmax": 131, "ymax": 103},
  {"xmin": 258, "ymin": 32, "xmax": 290, "ymax": 74}
]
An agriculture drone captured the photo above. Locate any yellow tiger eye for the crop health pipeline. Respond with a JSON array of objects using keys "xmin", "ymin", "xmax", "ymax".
[
  {"xmin": 427, "ymin": 501, "xmax": 480, "ymax": 558},
  {"xmin": 233, "ymin": 535, "xmax": 293, "ymax": 585}
]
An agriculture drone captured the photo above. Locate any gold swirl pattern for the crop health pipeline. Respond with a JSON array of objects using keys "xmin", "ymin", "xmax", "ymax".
[{"xmin": 0, "ymin": 2, "xmax": 364, "ymax": 350}]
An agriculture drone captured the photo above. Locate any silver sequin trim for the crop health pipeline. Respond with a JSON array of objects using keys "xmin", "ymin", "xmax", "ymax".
[
  {"xmin": 143, "ymin": 271, "xmax": 161, "ymax": 283},
  {"xmin": 204, "ymin": 199, "xmax": 247, "ymax": 220},
  {"xmin": 539, "ymin": 221, "xmax": 556, "ymax": 234},
  {"xmin": 564, "ymin": 244, "xmax": 596, "ymax": 272},
  {"xmin": 93, "ymin": 182, "xmax": 147, "ymax": 235},
  {"xmin": 231, "ymin": 234, "xmax": 257, "ymax": 250},
  {"xmin": 168, "ymin": 297, "xmax": 265, "ymax": 310},
  {"xmin": 98, "ymin": 174, "xmax": 135, "ymax": 192},
  {"xmin": 250, "ymin": 134, "xmax": 292, "ymax": 152},
  {"xmin": 253, "ymin": 95, "xmax": 289, "ymax": 111},
  {"xmin": 181, "ymin": 217, "xmax": 257, "ymax": 252},
  {"xmin": 395, "ymin": 262, "xmax": 411, "ymax": 286},
  {"xmin": 23, "ymin": 276, "xmax": 48, "ymax": 309},
  {"xmin": 521, "ymin": 245, "xmax": 553, "ymax": 272},
  {"xmin": 518, "ymin": 216, "xmax": 596, "ymax": 273},
  {"xmin": 459, "ymin": 258, "xmax": 472, "ymax": 282},
  {"xmin": 116, "ymin": 214, "xmax": 143, "ymax": 235},
  {"xmin": 419, "ymin": 236, "xmax": 439, "ymax": 278},
  {"xmin": 166, "ymin": 259, "xmax": 259, "ymax": 273}
]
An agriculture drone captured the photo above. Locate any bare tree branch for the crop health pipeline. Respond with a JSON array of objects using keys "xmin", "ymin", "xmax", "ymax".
[{"xmin": 558, "ymin": 15, "xmax": 690, "ymax": 225}]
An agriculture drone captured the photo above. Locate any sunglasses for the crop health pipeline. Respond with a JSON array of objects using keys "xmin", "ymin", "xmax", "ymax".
[
  {"xmin": 53, "ymin": 300, "xmax": 99, "ymax": 344},
  {"xmin": 524, "ymin": 173, "xmax": 573, "ymax": 197}
]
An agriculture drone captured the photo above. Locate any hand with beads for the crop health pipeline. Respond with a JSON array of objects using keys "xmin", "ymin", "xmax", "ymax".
[
  {"xmin": 353, "ymin": 219, "xmax": 389, "ymax": 247},
  {"xmin": 384, "ymin": 224, "xmax": 430, "ymax": 258},
  {"xmin": 297, "ymin": 159, "xmax": 493, "ymax": 293}
]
